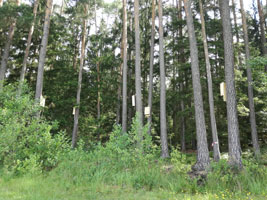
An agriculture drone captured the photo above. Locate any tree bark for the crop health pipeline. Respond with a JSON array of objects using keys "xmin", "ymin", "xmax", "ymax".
[
  {"xmin": 134, "ymin": 0, "xmax": 143, "ymax": 126},
  {"xmin": 116, "ymin": 64, "xmax": 122, "ymax": 124},
  {"xmin": 257, "ymin": 0, "xmax": 267, "ymax": 57},
  {"xmin": 94, "ymin": 1, "xmax": 101, "ymax": 121},
  {"xmin": 199, "ymin": 0, "xmax": 221, "ymax": 161},
  {"xmin": 0, "ymin": 0, "xmax": 21, "ymax": 90},
  {"xmin": 19, "ymin": 0, "xmax": 39, "ymax": 94},
  {"xmin": 122, "ymin": 0, "xmax": 128, "ymax": 133},
  {"xmin": 35, "ymin": 0, "xmax": 53, "ymax": 102},
  {"xmin": 240, "ymin": 0, "xmax": 260, "ymax": 156},
  {"xmin": 73, "ymin": 27, "xmax": 80, "ymax": 70},
  {"xmin": 178, "ymin": 0, "xmax": 186, "ymax": 152},
  {"xmin": 231, "ymin": 0, "xmax": 242, "ymax": 67},
  {"xmin": 184, "ymin": 0, "xmax": 210, "ymax": 171},
  {"xmin": 158, "ymin": 0, "xmax": 169, "ymax": 158},
  {"xmin": 219, "ymin": 0, "xmax": 242, "ymax": 169},
  {"xmin": 148, "ymin": 0, "xmax": 156, "ymax": 135},
  {"xmin": 97, "ymin": 61, "xmax": 100, "ymax": 120},
  {"xmin": 72, "ymin": 5, "xmax": 88, "ymax": 148},
  {"xmin": 180, "ymin": 87, "xmax": 186, "ymax": 152}
]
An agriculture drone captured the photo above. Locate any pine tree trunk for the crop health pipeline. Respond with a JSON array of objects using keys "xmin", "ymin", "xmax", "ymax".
[
  {"xmin": 35, "ymin": 0, "xmax": 53, "ymax": 102},
  {"xmin": 95, "ymin": 1, "xmax": 101, "ymax": 121},
  {"xmin": 73, "ymin": 27, "xmax": 80, "ymax": 70},
  {"xmin": 180, "ymin": 84, "xmax": 186, "ymax": 152},
  {"xmin": 134, "ymin": 0, "xmax": 143, "ymax": 126},
  {"xmin": 219, "ymin": 0, "xmax": 242, "ymax": 169},
  {"xmin": 148, "ymin": 0, "xmax": 156, "ymax": 135},
  {"xmin": 0, "ymin": 0, "xmax": 21, "ymax": 90},
  {"xmin": 116, "ymin": 63, "xmax": 122, "ymax": 124},
  {"xmin": 257, "ymin": 0, "xmax": 267, "ymax": 57},
  {"xmin": 240, "ymin": 0, "xmax": 260, "ymax": 156},
  {"xmin": 231, "ymin": 0, "xmax": 242, "ymax": 67},
  {"xmin": 72, "ymin": 6, "xmax": 88, "ymax": 148},
  {"xmin": 19, "ymin": 0, "xmax": 39, "ymax": 93},
  {"xmin": 184, "ymin": 0, "xmax": 210, "ymax": 171},
  {"xmin": 199, "ymin": 0, "xmax": 221, "ymax": 161},
  {"xmin": 60, "ymin": 0, "xmax": 64, "ymax": 15},
  {"xmin": 122, "ymin": 0, "xmax": 128, "ymax": 133},
  {"xmin": 158, "ymin": 0, "xmax": 169, "ymax": 158},
  {"xmin": 97, "ymin": 61, "xmax": 100, "ymax": 120},
  {"xmin": 178, "ymin": 0, "xmax": 186, "ymax": 152},
  {"xmin": 0, "ymin": 0, "xmax": 3, "ymax": 57}
]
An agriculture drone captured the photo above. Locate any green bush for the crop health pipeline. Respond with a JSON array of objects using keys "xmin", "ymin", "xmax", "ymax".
[{"xmin": 0, "ymin": 84, "xmax": 68, "ymax": 175}]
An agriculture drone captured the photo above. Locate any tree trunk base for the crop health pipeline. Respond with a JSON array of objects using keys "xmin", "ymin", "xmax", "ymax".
[
  {"xmin": 191, "ymin": 161, "xmax": 209, "ymax": 172},
  {"xmin": 188, "ymin": 169, "xmax": 208, "ymax": 186}
]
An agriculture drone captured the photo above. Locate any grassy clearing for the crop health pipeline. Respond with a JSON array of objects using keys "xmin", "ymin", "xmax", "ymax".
[{"xmin": 0, "ymin": 164, "xmax": 266, "ymax": 200}]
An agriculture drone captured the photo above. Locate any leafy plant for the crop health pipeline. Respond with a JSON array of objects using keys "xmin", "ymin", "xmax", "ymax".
[{"xmin": 0, "ymin": 84, "xmax": 68, "ymax": 175}]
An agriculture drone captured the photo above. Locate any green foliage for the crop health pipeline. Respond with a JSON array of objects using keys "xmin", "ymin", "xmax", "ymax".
[
  {"xmin": 170, "ymin": 149, "xmax": 191, "ymax": 174},
  {"xmin": 204, "ymin": 158, "xmax": 267, "ymax": 196},
  {"xmin": 0, "ymin": 84, "xmax": 68, "ymax": 175}
]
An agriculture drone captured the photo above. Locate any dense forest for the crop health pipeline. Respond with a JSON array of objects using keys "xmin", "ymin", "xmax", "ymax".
[{"xmin": 0, "ymin": 0, "xmax": 267, "ymax": 199}]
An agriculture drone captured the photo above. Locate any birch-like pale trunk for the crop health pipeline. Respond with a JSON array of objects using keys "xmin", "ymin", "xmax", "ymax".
[
  {"xmin": 220, "ymin": 0, "xmax": 242, "ymax": 169},
  {"xmin": 35, "ymin": 0, "xmax": 53, "ymax": 102},
  {"xmin": 122, "ymin": 0, "xmax": 128, "ymax": 132},
  {"xmin": 148, "ymin": 0, "xmax": 156, "ymax": 135},
  {"xmin": 72, "ymin": 6, "xmax": 88, "ymax": 148},
  {"xmin": 240, "ymin": 0, "xmax": 260, "ymax": 156},
  {"xmin": 184, "ymin": 0, "xmax": 210, "ymax": 171},
  {"xmin": 199, "ymin": 0, "xmax": 221, "ymax": 161}
]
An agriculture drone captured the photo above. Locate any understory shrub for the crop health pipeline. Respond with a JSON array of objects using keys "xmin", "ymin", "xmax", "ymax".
[
  {"xmin": 204, "ymin": 158, "xmax": 267, "ymax": 196},
  {"xmin": 0, "ymin": 84, "xmax": 68, "ymax": 175}
]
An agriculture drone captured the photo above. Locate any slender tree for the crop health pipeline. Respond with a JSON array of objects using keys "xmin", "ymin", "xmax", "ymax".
[
  {"xmin": 257, "ymin": 0, "xmax": 267, "ymax": 57},
  {"xmin": 240, "ymin": 0, "xmax": 260, "ymax": 156},
  {"xmin": 220, "ymin": 0, "xmax": 242, "ymax": 169},
  {"xmin": 184, "ymin": 0, "xmax": 210, "ymax": 171},
  {"xmin": 231, "ymin": 0, "xmax": 242, "ymax": 66},
  {"xmin": 0, "ymin": 0, "xmax": 3, "ymax": 54},
  {"xmin": 148, "ymin": 0, "xmax": 156, "ymax": 134},
  {"xmin": 35, "ymin": 0, "xmax": 53, "ymax": 102},
  {"xmin": 122, "ymin": 0, "xmax": 128, "ymax": 132},
  {"xmin": 116, "ymin": 54, "xmax": 123, "ymax": 124},
  {"xmin": 158, "ymin": 0, "xmax": 169, "ymax": 158},
  {"xmin": 95, "ymin": 1, "xmax": 101, "ymax": 121},
  {"xmin": 72, "ymin": 4, "xmax": 88, "ymax": 148},
  {"xmin": 19, "ymin": 0, "xmax": 39, "ymax": 93},
  {"xmin": 0, "ymin": 0, "xmax": 20, "ymax": 90},
  {"xmin": 178, "ymin": 0, "xmax": 186, "ymax": 152},
  {"xmin": 134, "ymin": 0, "xmax": 143, "ymax": 126},
  {"xmin": 199, "ymin": 0, "xmax": 221, "ymax": 161}
]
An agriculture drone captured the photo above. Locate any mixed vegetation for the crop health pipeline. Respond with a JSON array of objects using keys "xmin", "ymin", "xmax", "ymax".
[{"xmin": 0, "ymin": 0, "xmax": 267, "ymax": 199}]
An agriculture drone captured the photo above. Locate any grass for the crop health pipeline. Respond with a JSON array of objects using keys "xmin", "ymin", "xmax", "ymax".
[{"xmin": 0, "ymin": 156, "xmax": 267, "ymax": 200}]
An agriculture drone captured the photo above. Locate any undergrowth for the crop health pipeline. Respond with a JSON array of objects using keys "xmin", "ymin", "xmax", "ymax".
[{"xmin": 0, "ymin": 84, "xmax": 266, "ymax": 199}]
